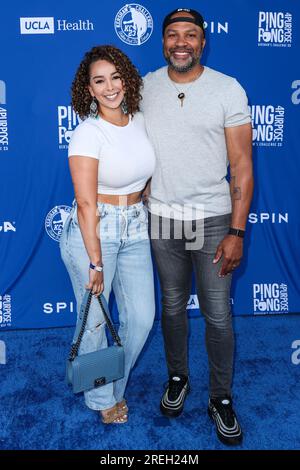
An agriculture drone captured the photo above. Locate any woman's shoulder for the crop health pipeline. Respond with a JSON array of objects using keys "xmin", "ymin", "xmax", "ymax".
[
  {"xmin": 71, "ymin": 117, "xmax": 105, "ymax": 142},
  {"xmin": 74, "ymin": 117, "xmax": 100, "ymax": 133},
  {"xmin": 68, "ymin": 117, "xmax": 104, "ymax": 156}
]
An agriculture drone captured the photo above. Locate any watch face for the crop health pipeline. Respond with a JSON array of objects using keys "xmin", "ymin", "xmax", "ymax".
[{"xmin": 89, "ymin": 263, "xmax": 103, "ymax": 271}]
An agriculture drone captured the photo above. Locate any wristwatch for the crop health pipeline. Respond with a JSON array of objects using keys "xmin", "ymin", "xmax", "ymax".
[
  {"xmin": 228, "ymin": 227, "xmax": 245, "ymax": 238},
  {"xmin": 89, "ymin": 262, "xmax": 103, "ymax": 272}
]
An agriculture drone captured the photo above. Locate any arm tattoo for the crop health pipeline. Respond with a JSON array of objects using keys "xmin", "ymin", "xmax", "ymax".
[{"xmin": 231, "ymin": 176, "xmax": 242, "ymax": 200}]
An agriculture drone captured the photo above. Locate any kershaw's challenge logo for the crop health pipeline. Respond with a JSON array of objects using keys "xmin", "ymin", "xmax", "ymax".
[
  {"xmin": 115, "ymin": 4, "xmax": 153, "ymax": 46},
  {"xmin": 45, "ymin": 206, "xmax": 72, "ymax": 242},
  {"xmin": 258, "ymin": 11, "xmax": 292, "ymax": 47}
]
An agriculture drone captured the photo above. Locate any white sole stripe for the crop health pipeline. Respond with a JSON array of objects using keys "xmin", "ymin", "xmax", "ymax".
[
  {"xmin": 210, "ymin": 405, "xmax": 242, "ymax": 438},
  {"xmin": 161, "ymin": 384, "xmax": 188, "ymax": 409},
  {"xmin": 215, "ymin": 415, "xmax": 241, "ymax": 436}
]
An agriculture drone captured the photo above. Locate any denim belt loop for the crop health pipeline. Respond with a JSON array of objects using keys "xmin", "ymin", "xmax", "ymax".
[{"xmin": 120, "ymin": 206, "xmax": 128, "ymax": 240}]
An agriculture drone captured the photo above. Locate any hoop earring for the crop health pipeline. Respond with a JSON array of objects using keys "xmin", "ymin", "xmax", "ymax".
[{"xmin": 89, "ymin": 97, "xmax": 98, "ymax": 118}]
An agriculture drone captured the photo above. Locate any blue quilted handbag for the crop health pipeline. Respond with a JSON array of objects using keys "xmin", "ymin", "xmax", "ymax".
[{"xmin": 66, "ymin": 290, "xmax": 124, "ymax": 394}]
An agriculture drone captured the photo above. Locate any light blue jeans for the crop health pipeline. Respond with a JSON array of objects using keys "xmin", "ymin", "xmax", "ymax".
[{"xmin": 60, "ymin": 200, "xmax": 155, "ymax": 411}]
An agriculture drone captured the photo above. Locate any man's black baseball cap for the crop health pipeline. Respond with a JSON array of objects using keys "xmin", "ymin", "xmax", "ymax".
[{"xmin": 162, "ymin": 8, "xmax": 205, "ymax": 37}]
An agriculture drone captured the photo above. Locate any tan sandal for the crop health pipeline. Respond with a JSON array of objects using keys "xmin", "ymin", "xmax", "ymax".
[
  {"xmin": 100, "ymin": 404, "xmax": 127, "ymax": 424},
  {"xmin": 117, "ymin": 399, "xmax": 128, "ymax": 416}
]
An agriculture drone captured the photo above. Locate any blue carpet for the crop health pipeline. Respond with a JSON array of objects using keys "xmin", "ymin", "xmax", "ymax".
[{"xmin": 0, "ymin": 315, "xmax": 300, "ymax": 450}]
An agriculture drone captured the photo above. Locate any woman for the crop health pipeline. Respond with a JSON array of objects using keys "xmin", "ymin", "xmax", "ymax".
[{"xmin": 60, "ymin": 45, "xmax": 156, "ymax": 424}]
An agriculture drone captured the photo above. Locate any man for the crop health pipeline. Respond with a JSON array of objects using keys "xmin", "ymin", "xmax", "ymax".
[{"xmin": 141, "ymin": 8, "xmax": 253, "ymax": 446}]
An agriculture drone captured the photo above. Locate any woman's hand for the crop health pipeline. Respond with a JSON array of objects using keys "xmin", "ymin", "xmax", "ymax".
[{"xmin": 85, "ymin": 267, "xmax": 104, "ymax": 296}]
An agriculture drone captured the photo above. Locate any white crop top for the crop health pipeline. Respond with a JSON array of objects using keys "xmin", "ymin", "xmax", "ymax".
[{"xmin": 68, "ymin": 112, "xmax": 156, "ymax": 195}]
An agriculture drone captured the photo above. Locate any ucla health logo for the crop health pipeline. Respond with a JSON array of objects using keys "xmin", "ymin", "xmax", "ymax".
[
  {"xmin": 58, "ymin": 106, "xmax": 81, "ymax": 150},
  {"xmin": 20, "ymin": 17, "xmax": 54, "ymax": 34},
  {"xmin": 45, "ymin": 205, "xmax": 72, "ymax": 242},
  {"xmin": 0, "ymin": 221, "xmax": 16, "ymax": 233},
  {"xmin": 0, "ymin": 80, "xmax": 8, "ymax": 152},
  {"xmin": 20, "ymin": 17, "xmax": 94, "ymax": 34},
  {"xmin": 251, "ymin": 105, "xmax": 284, "ymax": 147},
  {"xmin": 253, "ymin": 283, "xmax": 289, "ymax": 315},
  {"xmin": 0, "ymin": 295, "xmax": 12, "ymax": 328},
  {"xmin": 258, "ymin": 12, "xmax": 292, "ymax": 47},
  {"xmin": 115, "ymin": 4, "xmax": 153, "ymax": 46}
]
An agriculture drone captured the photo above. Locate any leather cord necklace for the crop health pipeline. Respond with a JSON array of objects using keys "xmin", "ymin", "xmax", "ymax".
[{"xmin": 168, "ymin": 67, "xmax": 204, "ymax": 107}]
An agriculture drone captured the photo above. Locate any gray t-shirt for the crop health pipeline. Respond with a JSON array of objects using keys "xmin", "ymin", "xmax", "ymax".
[{"xmin": 141, "ymin": 66, "xmax": 251, "ymax": 220}]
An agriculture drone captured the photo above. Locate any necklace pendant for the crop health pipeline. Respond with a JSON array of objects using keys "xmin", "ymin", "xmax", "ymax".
[{"xmin": 178, "ymin": 92, "xmax": 185, "ymax": 107}]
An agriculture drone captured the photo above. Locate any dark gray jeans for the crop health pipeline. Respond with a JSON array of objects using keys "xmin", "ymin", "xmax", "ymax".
[{"xmin": 149, "ymin": 212, "xmax": 234, "ymax": 398}]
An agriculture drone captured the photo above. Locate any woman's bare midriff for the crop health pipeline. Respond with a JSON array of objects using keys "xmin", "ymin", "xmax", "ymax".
[{"xmin": 97, "ymin": 190, "xmax": 143, "ymax": 206}]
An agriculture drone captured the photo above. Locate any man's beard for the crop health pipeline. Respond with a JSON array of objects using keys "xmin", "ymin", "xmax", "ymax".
[{"xmin": 166, "ymin": 52, "xmax": 199, "ymax": 73}]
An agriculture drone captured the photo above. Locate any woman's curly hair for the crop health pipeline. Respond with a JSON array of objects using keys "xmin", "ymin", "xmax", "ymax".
[{"xmin": 71, "ymin": 45, "xmax": 143, "ymax": 119}]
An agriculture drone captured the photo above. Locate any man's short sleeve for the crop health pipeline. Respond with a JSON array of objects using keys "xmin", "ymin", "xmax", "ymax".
[
  {"xmin": 224, "ymin": 79, "xmax": 251, "ymax": 128},
  {"xmin": 68, "ymin": 122, "xmax": 102, "ymax": 159},
  {"xmin": 140, "ymin": 72, "xmax": 152, "ymax": 112}
]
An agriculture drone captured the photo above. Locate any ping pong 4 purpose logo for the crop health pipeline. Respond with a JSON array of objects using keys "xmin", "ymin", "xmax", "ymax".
[
  {"xmin": 258, "ymin": 11, "xmax": 292, "ymax": 47},
  {"xmin": 253, "ymin": 283, "xmax": 289, "ymax": 315}
]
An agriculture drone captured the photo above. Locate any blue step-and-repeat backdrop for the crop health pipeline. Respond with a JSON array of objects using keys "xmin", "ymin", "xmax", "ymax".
[{"xmin": 0, "ymin": 0, "xmax": 299, "ymax": 329}]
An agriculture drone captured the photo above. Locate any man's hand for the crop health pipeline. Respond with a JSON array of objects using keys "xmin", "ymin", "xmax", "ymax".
[{"xmin": 213, "ymin": 235, "xmax": 244, "ymax": 277}]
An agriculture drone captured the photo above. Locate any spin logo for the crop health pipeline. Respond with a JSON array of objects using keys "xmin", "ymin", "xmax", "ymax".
[
  {"xmin": 203, "ymin": 19, "xmax": 228, "ymax": 35},
  {"xmin": 251, "ymin": 105, "xmax": 284, "ymax": 147},
  {"xmin": 253, "ymin": 283, "xmax": 289, "ymax": 314},
  {"xmin": 58, "ymin": 106, "xmax": 81, "ymax": 149},
  {"xmin": 115, "ymin": 4, "xmax": 153, "ymax": 46},
  {"xmin": 0, "ymin": 295, "xmax": 12, "ymax": 328},
  {"xmin": 43, "ymin": 301, "xmax": 75, "ymax": 314},
  {"xmin": 248, "ymin": 212, "xmax": 288, "ymax": 224},
  {"xmin": 258, "ymin": 12, "xmax": 292, "ymax": 47},
  {"xmin": 0, "ymin": 80, "xmax": 8, "ymax": 151}
]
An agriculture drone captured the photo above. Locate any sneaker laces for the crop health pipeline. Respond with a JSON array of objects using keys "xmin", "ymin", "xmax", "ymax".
[
  {"xmin": 167, "ymin": 376, "xmax": 187, "ymax": 400},
  {"xmin": 213, "ymin": 398, "xmax": 236, "ymax": 427}
]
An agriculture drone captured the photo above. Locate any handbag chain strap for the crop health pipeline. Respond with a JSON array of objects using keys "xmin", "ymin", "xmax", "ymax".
[{"xmin": 69, "ymin": 291, "xmax": 122, "ymax": 361}]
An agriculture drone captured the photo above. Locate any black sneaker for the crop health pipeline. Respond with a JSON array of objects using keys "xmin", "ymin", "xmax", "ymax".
[
  {"xmin": 160, "ymin": 374, "xmax": 190, "ymax": 418},
  {"xmin": 208, "ymin": 396, "xmax": 243, "ymax": 446}
]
